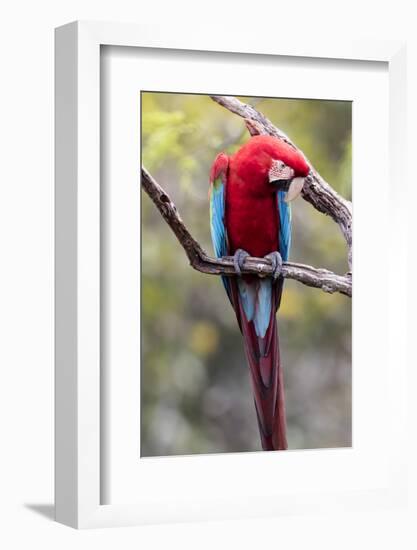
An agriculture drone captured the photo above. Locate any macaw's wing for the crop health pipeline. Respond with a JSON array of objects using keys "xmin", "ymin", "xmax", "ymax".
[
  {"xmin": 272, "ymin": 189, "xmax": 292, "ymax": 311},
  {"xmin": 209, "ymin": 152, "xmax": 231, "ymax": 301},
  {"xmin": 277, "ymin": 189, "xmax": 292, "ymax": 262}
]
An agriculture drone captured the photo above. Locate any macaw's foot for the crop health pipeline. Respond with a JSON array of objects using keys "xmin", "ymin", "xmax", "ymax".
[
  {"xmin": 233, "ymin": 248, "xmax": 250, "ymax": 277},
  {"xmin": 264, "ymin": 251, "xmax": 283, "ymax": 281}
]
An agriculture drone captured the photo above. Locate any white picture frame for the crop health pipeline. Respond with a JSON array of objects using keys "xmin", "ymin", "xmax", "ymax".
[{"xmin": 55, "ymin": 21, "xmax": 407, "ymax": 529}]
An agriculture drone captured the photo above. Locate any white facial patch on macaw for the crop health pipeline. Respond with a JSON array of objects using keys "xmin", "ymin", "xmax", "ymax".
[
  {"xmin": 268, "ymin": 159, "xmax": 294, "ymax": 183},
  {"xmin": 284, "ymin": 177, "xmax": 305, "ymax": 202}
]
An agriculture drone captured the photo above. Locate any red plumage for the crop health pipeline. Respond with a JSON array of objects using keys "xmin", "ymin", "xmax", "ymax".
[
  {"xmin": 229, "ymin": 277, "xmax": 287, "ymax": 450},
  {"xmin": 226, "ymin": 136, "xmax": 308, "ymax": 258},
  {"xmin": 211, "ymin": 135, "xmax": 309, "ymax": 451}
]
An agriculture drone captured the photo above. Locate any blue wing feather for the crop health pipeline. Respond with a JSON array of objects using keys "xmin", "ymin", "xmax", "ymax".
[
  {"xmin": 210, "ymin": 173, "xmax": 231, "ymax": 301},
  {"xmin": 277, "ymin": 190, "xmax": 291, "ymax": 261},
  {"xmin": 210, "ymin": 180, "xmax": 227, "ymax": 258}
]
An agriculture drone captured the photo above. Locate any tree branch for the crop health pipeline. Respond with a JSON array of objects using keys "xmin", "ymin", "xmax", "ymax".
[
  {"xmin": 210, "ymin": 95, "xmax": 353, "ymax": 269},
  {"xmin": 141, "ymin": 167, "xmax": 352, "ymax": 298}
]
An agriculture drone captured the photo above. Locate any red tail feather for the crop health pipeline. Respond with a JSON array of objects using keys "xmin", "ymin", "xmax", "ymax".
[{"xmin": 230, "ymin": 279, "xmax": 287, "ymax": 451}]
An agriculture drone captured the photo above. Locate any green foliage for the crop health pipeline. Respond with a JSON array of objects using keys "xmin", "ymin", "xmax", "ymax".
[{"xmin": 141, "ymin": 92, "xmax": 352, "ymax": 456}]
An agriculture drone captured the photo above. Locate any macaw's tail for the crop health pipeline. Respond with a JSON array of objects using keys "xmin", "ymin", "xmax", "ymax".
[{"xmin": 230, "ymin": 277, "xmax": 287, "ymax": 451}]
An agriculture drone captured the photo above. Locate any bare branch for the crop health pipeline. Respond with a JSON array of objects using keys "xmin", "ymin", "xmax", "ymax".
[
  {"xmin": 142, "ymin": 167, "xmax": 352, "ymax": 298},
  {"xmin": 210, "ymin": 95, "xmax": 352, "ymax": 269}
]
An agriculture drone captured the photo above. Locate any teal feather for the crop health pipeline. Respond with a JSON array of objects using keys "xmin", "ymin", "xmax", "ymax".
[
  {"xmin": 237, "ymin": 279, "xmax": 256, "ymax": 322},
  {"xmin": 254, "ymin": 279, "xmax": 272, "ymax": 339},
  {"xmin": 277, "ymin": 190, "xmax": 291, "ymax": 261},
  {"xmin": 210, "ymin": 177, "xmax": 230, "ymax": 299}
]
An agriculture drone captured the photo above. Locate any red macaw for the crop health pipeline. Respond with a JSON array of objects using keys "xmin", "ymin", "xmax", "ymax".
[{"xmin": 209, "ymin": 135, "xmax": 310, "ymax": 451}]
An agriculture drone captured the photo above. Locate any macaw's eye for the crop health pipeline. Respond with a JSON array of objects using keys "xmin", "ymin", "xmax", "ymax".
[{"xmin": 268, "ymin": 159, "xmax": 294, "ymax": 186}]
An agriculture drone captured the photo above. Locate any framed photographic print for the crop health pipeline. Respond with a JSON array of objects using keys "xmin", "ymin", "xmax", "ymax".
[{"xmin": 55, "ymin": 21, "xmax": 407, "ymax": 528}]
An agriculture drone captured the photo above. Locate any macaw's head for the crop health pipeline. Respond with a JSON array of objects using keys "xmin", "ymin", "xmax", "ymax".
[{"xmin": 233, "ymin": 135, "xmax": 311, "ymax": 202}]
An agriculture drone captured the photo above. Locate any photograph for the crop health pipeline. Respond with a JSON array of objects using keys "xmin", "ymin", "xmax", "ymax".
[
  {"xmin": 0, "ymin": 1, "xmax": 408, "ymax": 541},
  {"xmin": 140, "ymin": 91, "xmax": 352, "ymax": 457}
]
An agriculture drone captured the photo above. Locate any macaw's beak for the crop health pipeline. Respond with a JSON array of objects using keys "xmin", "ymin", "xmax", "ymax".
[{"xmin": 284, "ymin": 176, "xmax": 305, "ymax": 203}]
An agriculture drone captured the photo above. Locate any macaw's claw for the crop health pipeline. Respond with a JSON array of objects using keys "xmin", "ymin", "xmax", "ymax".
[
  {"xmin": 264, "ymin": 251, "xmax": 283, "ymax": 281},
  {"xmin": 233, "ymin": 249, "xmax": 250, "ymax": 277}
]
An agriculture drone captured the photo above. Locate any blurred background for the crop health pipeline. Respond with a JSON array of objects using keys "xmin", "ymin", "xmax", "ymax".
[{"xmin": 141, "ymin": 92, "xmax": 352, "ymax": 457}]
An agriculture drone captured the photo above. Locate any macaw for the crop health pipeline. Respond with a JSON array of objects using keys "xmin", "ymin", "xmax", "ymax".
[{"xmin": 209, "ymin": 135, "xmax": 310, "ymax": 451}]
